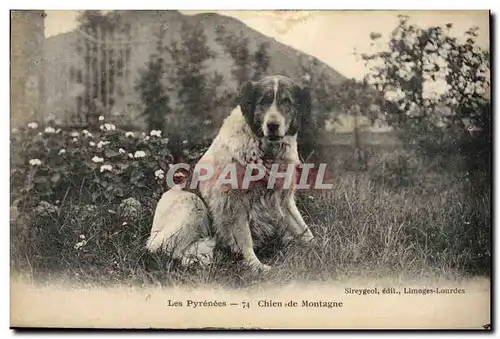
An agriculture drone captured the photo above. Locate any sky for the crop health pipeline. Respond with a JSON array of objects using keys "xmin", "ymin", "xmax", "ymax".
[{"xmin": 44, "ymin": 10, "xmax": 490, "ymax": 81}]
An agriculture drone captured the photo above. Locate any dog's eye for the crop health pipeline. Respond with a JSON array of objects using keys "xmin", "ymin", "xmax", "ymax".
[
  {"xmin": 281, "ymin": 97, "xmax": 294, "ymax": 106},
  {"xmin": 259, "ymin": 95, "xmax": 274, "ymax": 106}
]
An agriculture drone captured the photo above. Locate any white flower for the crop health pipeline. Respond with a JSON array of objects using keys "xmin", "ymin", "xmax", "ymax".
[
  {"xmin": 125, "ymin": 131, "xmax": 135, "ymax": 138},
  {"xmin": 29, "ymin": 159, "xmax": 42, "ymax": 166},
  {"xmin": 155, "ymin": 169, "xmax": 165, "ymax": 179},
  {"xmin": 100, "ymin": 123, "xmax": 116, "ymax": 132},
  {"xmin": 150, "ymin": 130, "xmax": 162, "ymax": 137},
  {"xmin": 72, "ymin": 138, "xmax": 78, "ymax": 143},
  {"xmin": 141, "ymin": 132, "xmax": 146, "ymax": 138},
  {"xmin": 182, "ymin": 140, "xmax": 188, "ymax": 144},
  {"xmin": 58, "ymin": 149, "xmax": 66, "ymax": 155},
  {"xmin": 100, "ymin": 164, "xmax": 113, "ymax": 173},
  {"xmin": 74, "ymin": 240, "xmax": 87, "ymax": 250},
  {"xmin": 44, "ymin": 127, "xmax": 56, "ymax": 134},
  {"xmin": 38, "ymin": 132, "xmax": 42, "ymax": 136},
  {"xmin": 128, "ymin": 153, "xmax": 134, "ymax": 159},
  {"xmin": 97, "ymin": 140, "xmax": 110, "ymax": 149},
  {"xmin": 122, "ymin": 221, "xmax": 128, "ymax": 226},
  {"xmin": 79, "ymin": 234, "xmax": 85, "ymax": 239},
  {"xmin": 70, "ymin": 131, "xmax": 79, "ymax": 137},
  {"xmin": 119, "ymin": 148, "xmax": 126, "ymax": 154},
  {"xmin": 145, "ymin": 136, "xmax": 150, "ymax": 141},
  {"xmin": 134, "ymin": 150, "xmax": 146, "ymax": 158},
  {"xmin": 27, "ymin": 122, "xmax": 38, "ymax": 129},
  {"xmin": 92, "ymin": 156, "xmax": 104, "ymax": 163},
  {"xmin": 89, "ymin": 141, "xmax": 96, "ymax": 147},
  {"xmin": 98, "ymin": 115, "xmax": 105, "ymax": 121},
  {"xmin": 82, "ymin": 129, "xmax": 93, "ymax": 138}
]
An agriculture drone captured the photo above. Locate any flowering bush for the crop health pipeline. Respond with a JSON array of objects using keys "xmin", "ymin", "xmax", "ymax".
[{"xmin": 10, "ymin": 118, "xmax": 208, "ymax": 214}]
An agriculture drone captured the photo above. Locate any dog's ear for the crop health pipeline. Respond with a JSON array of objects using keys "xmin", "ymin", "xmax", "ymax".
[{"xmin": 239, "ymin": 81, "xmax": 257, "ymax": 120}]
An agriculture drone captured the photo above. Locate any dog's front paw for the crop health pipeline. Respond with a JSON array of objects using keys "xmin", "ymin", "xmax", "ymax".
[
  {"xmin": 298, "ymin": 229, "xmax": 314, "ymax": 244},
  {"xmin": 305, "ymin": 237, "xmax": 318, "ymax": 249},
  {"xmin": 247, "ymin": 259, "xmax": 272, "ymax": 273}
]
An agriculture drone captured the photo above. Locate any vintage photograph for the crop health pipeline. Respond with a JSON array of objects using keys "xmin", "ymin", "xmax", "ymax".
[{"xmin": 10, "ymin": 10, "xmax": 491, "ymax": 329}]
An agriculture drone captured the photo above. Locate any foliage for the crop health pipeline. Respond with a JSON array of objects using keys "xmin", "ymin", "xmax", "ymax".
[
  {"xmin": 72, "ymin": 10, "xmax": 132, "ymax": 128},
  {"xmin": 333, "ymin": 78, "xmax": 385, "ymax": 169},
  {"xmin": 442, "ymin": 27, "xmax": 490, "ymax": 131},
  {"xmin": 165, "ymin": 20, "xmax": 217, "ymax": 117},
  {"xmin": 335, "ymin": 78, "xmax": 382, "ymax": 122},
  {"xmin": 299, "ymin": 56, "xmax": 337, "ymax": 125},
  {"xmin": 136, "ymin": 24, "xmax": 171, "ymax": 132},
  {"xmin": 10, "ymin": 119, "xmax": 178, "ymax": 214},
  {"xmin": 162, "ymin": 20, "xmax": 225, "ymax": 157},
  {"xmin": 441, "ymin": 27, "xmax": 491, "ymax": 174},
  {"xmin": 360, "ymin": 15, "xmax": 491, "ymax": 174},
  {"xmin": 215, "ymin": 27, "xmax": 252, "ymax": 88},
  {"xmin": 215, "ymin": 26, "xmax": 271, "ymax": 86},
  {"xmin": 367, "ymin": 148, "xmax": 420, "ymax": 189},
  {"xmin": 252, "ymin": 41, "xmax": 271, "ymax": 81},
  {"xmin": 361, "ymin": 16, "xmax": 452, "ymax": 128},
  {"xmin": 10, "ymin": 131, "xmax": 491, "ymax": 283}
]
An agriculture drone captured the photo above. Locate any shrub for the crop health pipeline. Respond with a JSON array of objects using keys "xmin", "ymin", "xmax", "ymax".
[
  {"xmin": 10, "ymin": 118, "xmax": 184, "ymax": 214},
  {"xmin": 367, "ymin": 148, "xmax": 420, "ymax": 190}
]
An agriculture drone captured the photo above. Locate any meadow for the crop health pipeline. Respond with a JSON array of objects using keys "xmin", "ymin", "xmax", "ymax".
[{"xmin": 10, "ymin": 119, "xmax": 491, "ymax": 289}]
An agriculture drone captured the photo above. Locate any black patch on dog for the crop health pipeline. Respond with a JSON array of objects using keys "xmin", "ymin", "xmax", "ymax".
[{"xmin": 239, "ymin": 81, "xmax": 264, "ymax": 138}]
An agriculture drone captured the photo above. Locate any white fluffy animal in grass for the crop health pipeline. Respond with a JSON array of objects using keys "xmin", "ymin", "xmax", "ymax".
[{"xmin": 147, "ymin": 75, "xmax": 315, "ymax": 272}]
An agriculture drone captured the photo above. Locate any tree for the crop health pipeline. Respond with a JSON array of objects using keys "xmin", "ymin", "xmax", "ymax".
[
  {"xmin": 163, "ymin": 20, "xmax": 223, "ymax": 157},
  {"xmin": 298, "ymin": 56, "xmax": 337, "ymax": 130},
  {"xmin": 361, "ymin": 15, "xmax": 490, "ymax": 164},
  {"xmin": 443, "ymin": 26, "xmax": 490, "ymax": 132},
  {"xmin": 361, "ymin": 15, "xmax": 451, "ymax": 129},
  {"xmin": 252, "ymin": 42, "xmax": 270, "ymax": 81},
  {"xmin": 215, "ymin": 27, "xmax": 252, "ymax": 88},
  {"xmin": 136, "ymin": 24, "xmax": 171, "ymax": 132},
  {"xmin": 442, "ymin": 26, "xmax": 491, "ymax": 173},
  {"xmin": 166, "ymin": 20, "xmax": 216, "ymax": 118},
  {"xmin": 335, "ymin": 78, "xmax": 382, "ymax": 169},
  {"xmin": 73, "ymin": 10, "xmax": 131, "ymax": 129},
  {"xmin": 215, "ymin": 27, "xmax": 271, "ymax": 87}
]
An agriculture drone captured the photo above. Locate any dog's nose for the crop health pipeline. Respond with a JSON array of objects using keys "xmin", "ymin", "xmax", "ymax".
[{"xmin": 266, "ymin": 122, "xmax": 280, "ymax": 134}]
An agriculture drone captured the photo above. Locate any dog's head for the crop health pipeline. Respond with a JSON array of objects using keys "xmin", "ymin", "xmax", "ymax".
[{"xmin": 239, "ymin": 75, "xmax": 312, "ymax": 142}]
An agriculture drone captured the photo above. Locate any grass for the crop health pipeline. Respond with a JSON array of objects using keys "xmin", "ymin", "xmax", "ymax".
[{"xmin": 10, "ymin": 141, "xmax": 491, "ymax": 289}]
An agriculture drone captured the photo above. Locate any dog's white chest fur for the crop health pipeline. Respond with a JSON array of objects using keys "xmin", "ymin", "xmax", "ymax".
[
  {"xmin": 197, "ymin": 106, "xmax": 301, "ymax": 247},
  {"xmin": 200, "ymin": 107, "xmax": 262, "ymax": 166},
  {"xmin": 199, "ymin": 106, "xmax": 300, "ymax": 168}
]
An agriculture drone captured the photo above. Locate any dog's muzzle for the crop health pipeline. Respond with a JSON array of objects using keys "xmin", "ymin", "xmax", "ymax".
[{"xmin": 263, "ymin": 109, "xmax": 286, "ymax": 140}]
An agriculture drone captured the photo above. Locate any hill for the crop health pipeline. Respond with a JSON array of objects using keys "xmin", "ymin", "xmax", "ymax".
[{"xmin": 43, "ymin": 10, "xmax": 347, "ymax": 128}]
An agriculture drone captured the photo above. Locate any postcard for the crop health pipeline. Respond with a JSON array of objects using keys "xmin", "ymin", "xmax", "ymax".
[{"xmin": 10, "ymin": 9, "xmax": 491, "ymax": 330}]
